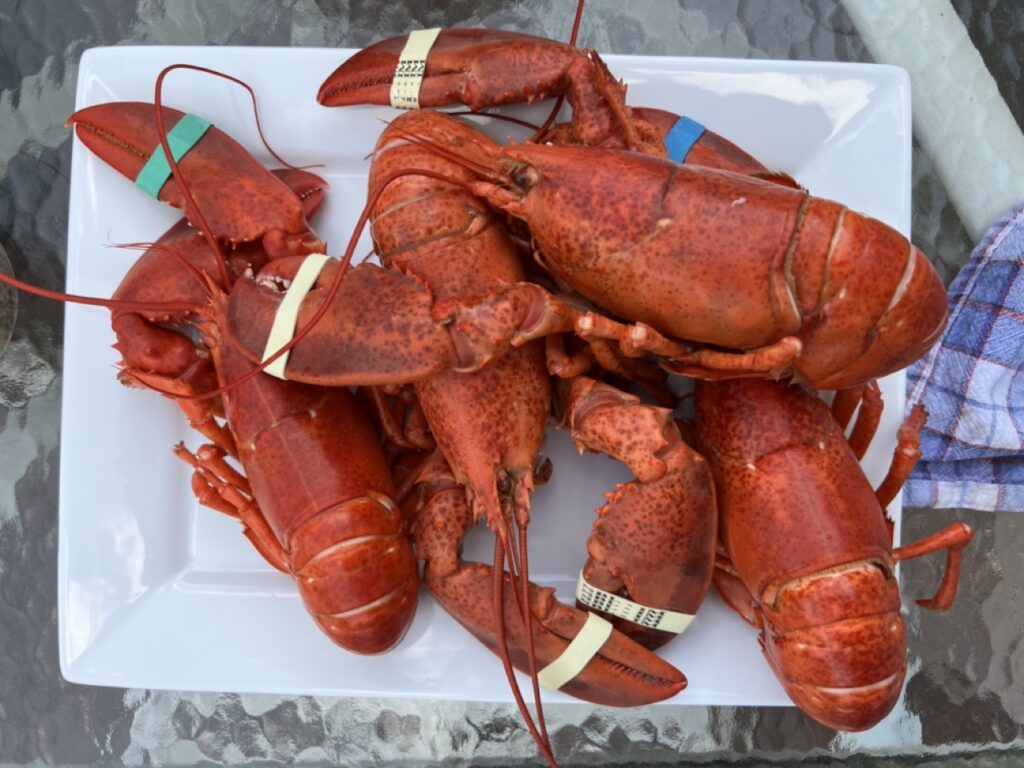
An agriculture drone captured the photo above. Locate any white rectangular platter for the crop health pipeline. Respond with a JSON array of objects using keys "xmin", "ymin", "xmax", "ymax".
[{"xmin": 61, "ymin": 45, "xmax": 911, "ymax": 705}]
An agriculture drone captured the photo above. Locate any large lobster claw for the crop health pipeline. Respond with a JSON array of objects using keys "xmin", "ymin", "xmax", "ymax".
[
  {"xmin": 69, "ymin": 102, "xmax": 323, "ymax": 258},
  {"xmin": 318, "ymin": 29, "xmax": 581, "ymax": 111},
  {"xmin": 317, "ymin": 29, "xmax": 770, "ymax": 175},
  {"xmin": 414, "ymin": 474, "xmax": 686, "ymax": 707}
]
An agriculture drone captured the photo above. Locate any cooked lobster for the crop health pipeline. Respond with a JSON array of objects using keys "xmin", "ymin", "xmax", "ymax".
[
  {"xmin": 57, "ymin": 97, "xmax": 419, "ymax": 654},
  {"xmin": 693, "ymin": 377, "xmax": 972, "ymax": 730},
  {"xmin": 227, "ymin": 108, "xmax": 946, "ymax": 394}
]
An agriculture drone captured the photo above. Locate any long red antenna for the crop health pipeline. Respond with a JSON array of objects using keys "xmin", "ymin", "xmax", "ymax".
[
  {"xmin": 153, "ymin": 66, "xmax": 233, "ymax": 290},
  {"xmin": 0, "ymin": 270, "xmax": 199, "ymax": 315},
  {"xmin": 529, "ymin": 0, "xmax": 587, "ymax": 143}
]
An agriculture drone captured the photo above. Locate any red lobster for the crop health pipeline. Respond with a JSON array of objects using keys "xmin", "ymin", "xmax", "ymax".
[
  {"xmin": 694, "ymin": 378, "xmax": 972, "ymax": 730},
  {"xmin": 226, "ymin": 108, "xmax": 946, "ymax": 405},
  {"xmin": 62, "ymin": 98, "xmax": 420, "ymax": 654},
  {"xmin": 233, "ymin": 110, "xmax": 714, "ymax": 727},
  {"xmin": 308, "ymin": 20, "xmax": 948, "ymax": 391}
]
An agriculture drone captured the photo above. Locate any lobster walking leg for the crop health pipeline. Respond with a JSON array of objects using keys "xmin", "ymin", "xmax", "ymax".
[{"xmin": 174, "ymin": 442, "xmax": 291, "ymax": 574}]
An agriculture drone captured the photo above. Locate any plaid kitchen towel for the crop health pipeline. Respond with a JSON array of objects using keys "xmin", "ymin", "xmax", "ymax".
[{"xmin": 905, "ymin": 202, "xmax": 1024, "ymax": 512}]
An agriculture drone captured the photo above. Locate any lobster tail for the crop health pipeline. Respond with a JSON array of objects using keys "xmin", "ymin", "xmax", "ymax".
[
  {"xmin": 291, "ymin": 495, "xmax": 419, "ymax": 655},
  {"xmin": 218, "ymin": 344, "xmax": 419, "ymax": 655},
  {"xmin": 792, "ymin": 208, "xmax": 948, "ymax": 389},
  {"xmin": 761, "ymin": 563, "xmax": 906, "ymax": 731}
]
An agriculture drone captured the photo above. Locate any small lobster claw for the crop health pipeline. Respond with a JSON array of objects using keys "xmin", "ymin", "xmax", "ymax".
[
  {"xmin": 318, "ymin": 29, "xmax": 583, "ymax": 111},
  {"xmin": 68, "ymin": 102, "xmax": 324, "ymax": 258}
]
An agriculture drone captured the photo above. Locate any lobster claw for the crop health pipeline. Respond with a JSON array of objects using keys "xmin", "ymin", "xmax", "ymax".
[
  {"xmin": 68, "ymin": 102, "xmax": 324, "ymax": 258},
  {"xmin": 432, "ymin": 563, "xmax": 686, "ymax": 707},
  {"xmin": 318, "ymin": 29, "xmax": 580, "ymax": 111},
  {"xmin": 415, "ymin": 468, "xmax": 685, "ymax": 707}
]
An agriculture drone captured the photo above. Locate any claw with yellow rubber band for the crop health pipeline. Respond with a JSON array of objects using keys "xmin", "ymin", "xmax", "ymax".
[{"xmin": 413, "ymin": 464, "xmax": 687, "ymax": 707}]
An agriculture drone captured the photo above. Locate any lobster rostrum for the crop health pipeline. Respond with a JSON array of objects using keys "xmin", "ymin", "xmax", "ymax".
[
  {"xmin": 59, "ymin": 95, "xmax": 419, "ymax": 654},
  {"xmin": 694, "ymin": 378, "xmax": 973, "ymax": 730}
]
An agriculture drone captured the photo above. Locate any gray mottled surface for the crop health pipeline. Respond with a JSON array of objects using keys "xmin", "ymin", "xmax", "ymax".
[{"xmin": 0, "ymin": 0, "xmax": 1021, "ymax": 765}]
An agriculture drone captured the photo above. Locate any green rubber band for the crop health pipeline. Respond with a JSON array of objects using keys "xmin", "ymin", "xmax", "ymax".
[{"xmin": 134, "ymin": 113, "xmax": 213, "ymax": 198}]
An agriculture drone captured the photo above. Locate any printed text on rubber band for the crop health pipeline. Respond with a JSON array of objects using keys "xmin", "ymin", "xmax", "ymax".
[
  {"xmin": 576, "ymin": 571, "xmax": 695, "ymax": 635},
  {"xmin": 389, "ymin": 28, "xmax": 442, "ymax": 109}
]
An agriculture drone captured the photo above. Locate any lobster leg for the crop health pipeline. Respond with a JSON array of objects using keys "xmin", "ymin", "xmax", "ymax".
[
  {"xmin": 876, "ymin": 404, "xmax": 927, "ymax": 510},
  {"xmin": 893, "ymin": 523, "xmax": 974, "ymax": 611},
  {"xmin": 358, "ymin": 387, "xmax": 434, "ymax": 454},
  {"xmin": 412, "ymin": 458, "xmax": 688, "ymax": 707},
  {"xmin": 846, "ymin": 380, "xmax": 883, "ymax": 460},
  {"xmin": 711, "ymin": 553, "xmax": 762, "ymax": 629},
  {"xmin": 123, "ymin": 346, "xmax": 237, "ymax": 457},
  {"xmin": 174, "ymin": 442, "xmax": 290, "ymax": 573},
  {"xmin": 571, "ymin": 310, "xmax": 805, "ymax": 379},
  {"xmin": 558, "ymin": 376, "xmax": 717, "ymax": 650},
  {"xmin": 831, "ymin": 384, "xmax": 866, "ymax": 430}
]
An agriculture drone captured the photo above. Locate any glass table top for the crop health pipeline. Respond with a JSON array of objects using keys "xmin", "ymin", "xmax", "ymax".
[{"xmin": 0, "ymin": 1, "xmax": 1020, "ymax": 765}]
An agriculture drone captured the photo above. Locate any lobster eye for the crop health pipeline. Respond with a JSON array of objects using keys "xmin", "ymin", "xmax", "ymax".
[{"xmin": 511, "ymin": 165, "xmax": 537, "ymax": 189}]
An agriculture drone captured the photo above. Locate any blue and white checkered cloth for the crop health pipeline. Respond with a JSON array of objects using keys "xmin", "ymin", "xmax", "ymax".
[{"xmin": 905, "ymin": 203, "xmax": 1024, "ymax": 512}]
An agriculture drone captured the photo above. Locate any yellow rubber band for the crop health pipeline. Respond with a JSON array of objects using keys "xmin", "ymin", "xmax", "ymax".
[
  {"xmin": 261, "ymin": 253, "xmax": 330, "ymax": 380},
  {"xmin": 389, "ymin": 28, "xmax": 442, "ymax": 109},
  {"xmin": 537, "ymin": 612, "xmax": 612, "ymax": 692},
  {"xmin": 576, "ymin": 571, "xmax": 696, "ymax": 635}
]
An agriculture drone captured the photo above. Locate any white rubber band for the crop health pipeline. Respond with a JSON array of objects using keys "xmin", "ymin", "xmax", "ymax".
[
  {"xmin": 537, "ymin": 612, "xmax": 613, "ymax": 692},
  {"xmin": 576, "ymin": 571, "xmax": 696, "ymax": 635},
  {"xmin": 260, "ymin": 253, "xmax": 331, "ymax": 380},
  {"xmin": 389, "ymin": 27, "xmax": 442, "ymax": 109}
]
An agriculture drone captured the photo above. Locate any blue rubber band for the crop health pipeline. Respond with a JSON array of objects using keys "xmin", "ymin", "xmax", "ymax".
[
  {"xmin": 665, "ymin": 115, "xmax": 706, "ymax": 164},
  {"xmin": 134, "ymin": 113, "xmax": 213, "ymax": 198}
]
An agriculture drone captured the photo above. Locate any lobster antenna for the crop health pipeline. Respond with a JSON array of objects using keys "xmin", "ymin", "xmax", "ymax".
[
  {"xmin": 0, "ymin": 270, "xmax": 200, "ymax": 315},
  {"xmin": 153, "ymin": 66, "xmax": 234, "ymax": 290},
  {"xmin": 156, "ymin": 63, "xmax": 311, "ymax": 171},
  {"xmin": 152, "ymin": 64, "xmax": 323, "ymax": 291},
  {"xmin": 528, "ymin": 0, "xmax": 586, "ymax": 143},
  {"xmin": 387, "ymin": 125, "xmax": 502, "ymax": 183},
  {"xmin": 491, "ymin": 538, "xmax": 559, "ymax": 768},
  {"xmin": 518, "ymin": 523, "xmax": 552, "ymax": 752},
  {"xmin": 111, "ymin": 239, "xmax": 213, "ymax": 293},
  {"xmin": 450, "ymin": 110, "xmax": 541, "ymax": 132}
]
